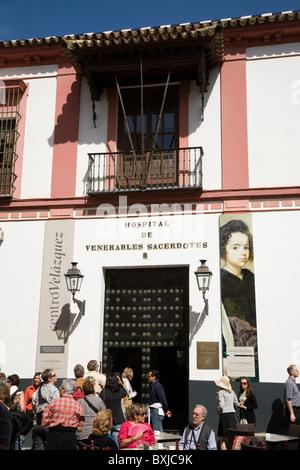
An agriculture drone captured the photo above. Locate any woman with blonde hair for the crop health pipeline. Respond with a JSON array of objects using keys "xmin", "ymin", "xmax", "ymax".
[
  {"xmin": 118, "ymin": 403, "xmax": 156, "ymax": 449},
  {"xmin": 215, "ymin": 376, "xmax": 239, "ymax": 450},
  {"xmin": 87, "ymin": 409, "xmax": 119, "ymax": 450},
  {"xmin": 121, "ymin": 367, "xmax": 137, "ymax": 414}
]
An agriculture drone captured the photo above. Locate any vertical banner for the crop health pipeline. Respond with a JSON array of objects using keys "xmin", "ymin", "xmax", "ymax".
[
  {"xmin": 219, "ymin": 214, "xmax": 259, "ymax": 381},
  {"xmin": 35, "ymin": 220, "xmax": 75, "ymax": 377}
]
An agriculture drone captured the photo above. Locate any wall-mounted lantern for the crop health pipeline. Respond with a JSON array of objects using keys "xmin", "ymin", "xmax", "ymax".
[
  {"xmin": 64, "ymin": 262, "xmax": 85, "ymax": 316},
  {"xmin": 194, "ymin": 260, "xmax": 212, "ymax": 315}
]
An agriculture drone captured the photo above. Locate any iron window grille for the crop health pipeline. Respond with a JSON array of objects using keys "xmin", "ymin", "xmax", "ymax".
[{"xmin": 0, "ymin": 81, "xmax": 25, "ymax": 197}]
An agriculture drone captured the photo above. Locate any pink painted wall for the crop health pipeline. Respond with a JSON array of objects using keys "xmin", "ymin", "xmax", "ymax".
[
  {"xmin": 221, "ymin": 48, "xmax": 249, "ymax": 190},
  {"xmin": 51, "ymin": 64, "xmax": 81, "ymax": 198}
]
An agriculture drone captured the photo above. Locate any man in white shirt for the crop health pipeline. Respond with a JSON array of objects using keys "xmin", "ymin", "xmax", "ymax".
[{"xmin": 84, "ymin": 360, "xmax": 106, "ymax": 395}]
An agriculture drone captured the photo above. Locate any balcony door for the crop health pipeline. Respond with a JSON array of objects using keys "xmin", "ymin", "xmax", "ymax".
[{"xmin": 117, "ymin": 85, "xmax": 179, "ymax": 189}]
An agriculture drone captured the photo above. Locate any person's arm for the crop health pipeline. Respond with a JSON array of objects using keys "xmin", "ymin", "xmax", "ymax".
[
  {"xmin": 285, "ymin": 381, "xmax": 296, "ymax": 423},
  {"xmin": 124, "ymin": 379, "xmax": 137, "ymax": 399},
  {"xmin": 41, "ymin": 403, "xmax": 51, "ymax": 427},
  {"xmin": 207, "ymin": 430, "xmax": 217, "ymax": 450},
  {"xmin": 31, "ymin": 391, "xmax": 37, "ymax": 413},
  {"xmin": 216, "ymin": 391, "xmax": 224, "ymax": 414},
  {"xmin": 154, "ymin": 383, "xmax": 171, "ymax": 416},
  {"xmin": 120, "ymin": 432, "xmax": 144, "ymax": 448},
  {"xmin": 19, "ymin": 391, "xmax": 26, "ymax": 413},
  {"xmin": 233, "ymin": 392, "xmax": 240, "ymax": 409},
  {"xmin": 244, "ymin": 393, "xmax": 258, "ymax": 411},
  {"xmin": 77, "ymin": 411, "xmax": 85, "ymax": 432},
  {"xmin": 24, "ymin": 387, "xmax": 31, "ymax": 409},
  {"xmin": 145, "ymin": 424, "xmax": 156, "ymax": 445},
  {"xmin": 118, "ymin": 422, "xmax": 143, "ymax": 448},
  {"xmin": 51, "ymin": 386, "xmax": 60, "ymax": 400},
  {"xmin": 11, "ymin": 391, "xmax": 26, "ymax": 413},
  {"xmin": 286, "ymin": 399, "xmax": 296, "ymax": 423},
  {"xmin": 178, "ymin": 429, "xmax": 187, "ymax": 450}
]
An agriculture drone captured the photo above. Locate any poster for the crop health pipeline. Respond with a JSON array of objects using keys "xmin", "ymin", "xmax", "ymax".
[
  {"xmin": 35, "ymin": 220, "xmax": 75, "ymax": 376},
  {"xmin": 219, "ymin": 214, "xmax": 259, "ymax": 381}
]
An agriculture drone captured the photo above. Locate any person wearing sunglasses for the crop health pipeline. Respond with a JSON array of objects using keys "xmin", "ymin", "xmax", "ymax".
[
  {"xmin": 238, "ymin": 377, "xmax": 258, "ymax": 425},
  {"xmin": 31, "ymin": 369, "xmax": 60, "ymax": 450},
  {"xmin": 118, "ymin": 403, "xmax": 156, "ymax": 449}
]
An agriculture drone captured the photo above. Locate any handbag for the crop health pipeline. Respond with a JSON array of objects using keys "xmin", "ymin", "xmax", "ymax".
[
  {"xmin": 10, "ymin": 409, "xmax": 33, "ymax": 435},
  {"xmin": 84, "ymin": 397, "xmax": 101, "ymax": 414},
  {"xmin": 35, "ymin": 387, "xmax": 48, "ymax": 424}
]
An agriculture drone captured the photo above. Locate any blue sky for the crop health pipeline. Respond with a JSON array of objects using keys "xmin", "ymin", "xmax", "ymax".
[{"xmin": 0, "ymin": 0, "xmax": 299, "ymax": 41}]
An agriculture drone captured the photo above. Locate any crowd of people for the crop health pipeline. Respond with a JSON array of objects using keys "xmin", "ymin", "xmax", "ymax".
[
  {"xmin": 0, "ymin": 363, "xmax": 171, "ymax": 450},
  {"xmin": 0, "ymin": 361, "xmax": 299, "ymax": 451}
]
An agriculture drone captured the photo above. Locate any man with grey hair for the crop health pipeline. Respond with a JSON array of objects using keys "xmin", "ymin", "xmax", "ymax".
[
  {"xmin": 284, "ymin": 364, "xmax": 300, "ymax": 425},
  {"xmin": 84, "ymin": 360, "xmax": 106, "ymax": 395},
  {"xmin": 178, "ymin": 405, "xmax": 217, "ymax": 450},
  {"xmin": 42, "ymin": 379, "xmax": 85, "ymax": 450}
]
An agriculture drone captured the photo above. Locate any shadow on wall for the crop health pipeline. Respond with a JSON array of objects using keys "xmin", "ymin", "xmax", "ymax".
[
  {"xmin": 48, "ymin": 78, "xmax": 81, "ymax": 146},
  {"xmin": 190, "ymin": 381, "xmax": 288, "ymax": 435},
  {"xmin": 266, "ymin": 398, "xmax": 288, "ymax": 435},
  {"xmin": 53, "ymin": 302, "xmax": 84, "ymax": 344},
  {"xmin": 189, "ymin": 305, "xmax": 209, "ymax": 347}
]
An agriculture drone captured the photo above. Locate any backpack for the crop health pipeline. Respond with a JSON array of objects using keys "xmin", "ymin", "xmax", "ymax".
[
  {"xmin": 35, "ymin": 387, "xmax": 48, "ymax": 424},
  {"xmin": 73, "ymin": 386, "xmax": 84, "ymax": 401},
  {"xmin": 10, "ymin": 409, "xmax": 33, "ymax": 436}
]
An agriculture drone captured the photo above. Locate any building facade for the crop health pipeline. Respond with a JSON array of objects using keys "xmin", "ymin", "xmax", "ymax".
[{"xmin": 1, "ymin": 11, "xmax": 300, "ymax": 432}]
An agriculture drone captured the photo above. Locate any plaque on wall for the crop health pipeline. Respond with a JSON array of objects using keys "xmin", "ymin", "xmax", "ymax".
[{"xmin": 197, "ymin": 342, "xmax": 219, "ymax": 369}]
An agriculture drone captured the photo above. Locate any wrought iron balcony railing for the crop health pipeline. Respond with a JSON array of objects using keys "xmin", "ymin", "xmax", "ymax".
[{"xmin": 86, "ymin": 147, "xmax": 203, "ymax": 193}]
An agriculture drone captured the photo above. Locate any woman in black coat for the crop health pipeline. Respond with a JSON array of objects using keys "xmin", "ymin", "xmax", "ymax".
[
  {"xmin": 100, "ymin": 373, "xmax": 127, "ymax": 442},
  {"xmin": 238, "ymin": 377, "xmax": 258, "ymax": 424}
]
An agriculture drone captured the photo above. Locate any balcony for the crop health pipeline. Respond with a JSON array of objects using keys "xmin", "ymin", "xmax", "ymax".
[{"xmin": 86, "ymin": 147, "xmax": 203, "ymax": 194}]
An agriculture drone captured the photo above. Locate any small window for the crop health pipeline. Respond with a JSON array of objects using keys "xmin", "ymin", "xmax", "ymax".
[
  {"xmin": 0, "ymin": 80, "xmax": 25, "ymax": 196},
  {"xmin": 0, "ymin": 118, "xmax": 18, "ymax": 195}
]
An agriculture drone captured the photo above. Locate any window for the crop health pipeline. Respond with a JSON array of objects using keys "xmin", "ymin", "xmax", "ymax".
[
  {"xmin": 0, "ymin": 80, "xmax": 26, "ymax": 196},
  {"xmin": 117, "ymin": 85, "xmax": 179, "ymax": 188},
  {"xmin": 0, "ymin": 118, "xmax": 18, "ymax": 195},
  {"xmin": 118, "ymin": 85, "xmax": 178, "ymax": 152}
]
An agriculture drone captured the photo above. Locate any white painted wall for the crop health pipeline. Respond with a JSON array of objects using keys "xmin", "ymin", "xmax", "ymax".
[
  {"xmin": 76, "ymin": 78, "xmax": 109, "ymax": 197},
  {"xmin": 0, "ymin": 220, "xmax": 45, "ymax": 376},
  {"xmin": 252, "ymin": 210, "xmax": 300, "ymax": 382},
  {"xmin": 247, "ymin": 43, "xmax": 300, "ymax": 188},
  {"xmin": 67, "ymin": 210, "xmax": 222, "ymax": 380},
  {"xmin": 67, "ymin": 209, "xmax": 300, "ymax": 383},
  {"xmin": 1, "ymin": 209, "xmax": 300, "ymax": 384},
  {"xmin": 0, "ymin": 66, "xmax": 58, "ymax": 199},
  {"xmin": 189, "ymin": 66, "xmax": 222, "ymax": 191},
  {"xmin": 75, "ymin": 71, "xmax": 222, "ymax": 198}
]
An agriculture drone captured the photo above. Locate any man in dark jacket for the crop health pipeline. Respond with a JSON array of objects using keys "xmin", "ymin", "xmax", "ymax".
[
  {"xmin": 178, "ymin": 405, "xmax": 217, "ymax": 450},
  {"xmin": 147, "ymin": 369, "xmax": 171, "ymax": 432}
]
